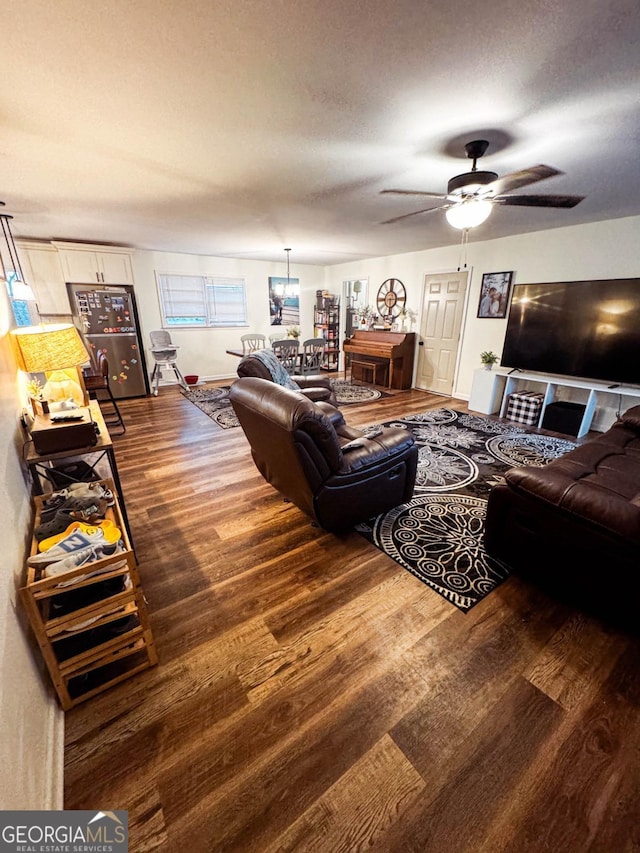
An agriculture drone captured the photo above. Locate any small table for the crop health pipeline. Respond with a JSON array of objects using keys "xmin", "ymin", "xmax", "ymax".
[{"xmin": 23, "ymin": 401, "xmax": 134, "ymax": 549}]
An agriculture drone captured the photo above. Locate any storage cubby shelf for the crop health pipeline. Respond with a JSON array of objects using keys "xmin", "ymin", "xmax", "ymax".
[
  {"xmin": 20, "ymin": 479, "xmax": 157, "ymax": 710},
  {"xmin": 469, "ymin": 368, "xmax": 640, "ymax": 437}
]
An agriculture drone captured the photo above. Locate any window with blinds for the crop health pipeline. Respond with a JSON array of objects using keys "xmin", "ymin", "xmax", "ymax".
[{"xmin": 156, "ymin": 273, "xmax": 248, "ymax": 328}]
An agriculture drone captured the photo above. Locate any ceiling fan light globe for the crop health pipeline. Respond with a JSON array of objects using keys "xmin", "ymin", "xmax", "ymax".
[{"xmin": 445, "ymin": 199, "xmax": 493, "ymax": 229}]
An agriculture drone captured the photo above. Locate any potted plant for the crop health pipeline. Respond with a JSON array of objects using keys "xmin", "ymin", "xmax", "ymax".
[
  {"xmin": 358, "ymin": 306, "xmax": 376, "ymax": 329},
  {"xmin": 287, "ymin": 325, "xmax": 301, "ymax": 339},
  {"xmin": 480, "ymin": 350, "xmax": 499, "ymax": 370},
  {"xmin": 398, "ymin": 306, "xmax": 417, "ymax": 332}
]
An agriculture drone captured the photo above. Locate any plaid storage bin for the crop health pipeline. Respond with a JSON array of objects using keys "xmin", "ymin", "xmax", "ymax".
[{"xmin": 505, "ymin": 390, "xmax": 544, "ymax": 425}]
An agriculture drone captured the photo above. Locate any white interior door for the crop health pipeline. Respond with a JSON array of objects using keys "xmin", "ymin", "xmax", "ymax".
[{"xmin": 415, "ymin": 270, "xmax": 469, "ymax": 395}]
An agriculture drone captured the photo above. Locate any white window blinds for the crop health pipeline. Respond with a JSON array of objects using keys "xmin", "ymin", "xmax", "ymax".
[{"xmin": 157, "ymin": 274, "xmax": 248, "ymax": 328}]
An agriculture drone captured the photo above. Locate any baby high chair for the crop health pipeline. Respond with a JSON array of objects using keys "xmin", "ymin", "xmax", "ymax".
[{"xmin": 149, "ymin": 330, "xmax": 188, "ymax": 395}]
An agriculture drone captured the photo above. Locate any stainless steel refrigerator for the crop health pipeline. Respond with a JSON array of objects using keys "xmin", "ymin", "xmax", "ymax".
[{"xmin": 67, "ymin": 284, "xmax": 150, "ymax": 399}]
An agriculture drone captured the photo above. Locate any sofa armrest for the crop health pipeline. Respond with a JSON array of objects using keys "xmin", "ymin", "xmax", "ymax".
[
  {"xmin": 620, "ymin": 405, "xmax": 640, "ymax": 432},
  {"xmin": 506, "ymin": 466, "xmax": 640, "ymax": 543}
]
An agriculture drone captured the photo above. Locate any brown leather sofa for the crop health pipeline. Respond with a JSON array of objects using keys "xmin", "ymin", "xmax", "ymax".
[
  {"xmin": 484, "ymin": 405, "xmax": 640, "ymax": 622},
  {"xmin": 229, "ymin": 377, "xmax": 418, "ymax": 532},
  {"xmin": 237, "ymin": 352, "xmax": 338, "ymax": 407}
]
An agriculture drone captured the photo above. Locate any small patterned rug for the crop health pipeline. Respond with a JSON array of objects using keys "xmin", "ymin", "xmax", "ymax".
[
  {"xmin": 357, "ymin": 408, "xmax": 577, "ymax": 612},
  {"xmin": 182, "ymin": 379, "xmax": 385, "ymax": 428},
  {"xmin": 181, "ymin": 386, "xmax": 237, "ymax": 429}
]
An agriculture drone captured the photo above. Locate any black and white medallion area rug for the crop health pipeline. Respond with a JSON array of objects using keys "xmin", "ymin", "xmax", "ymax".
[
  {"xmin": 357, "ymin": 408, "xmax": 577, "ymax": 612},
  {"xmin": 182, "ymin": 379, "xmax": 387, "ymax": 429}
]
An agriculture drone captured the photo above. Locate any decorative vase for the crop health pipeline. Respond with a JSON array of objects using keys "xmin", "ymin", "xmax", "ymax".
[{"xmin": 484, "ymin": 363, "xmax": 493, "ymax": 371}]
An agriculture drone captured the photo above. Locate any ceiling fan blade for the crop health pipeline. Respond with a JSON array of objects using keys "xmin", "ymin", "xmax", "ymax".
[
  {"xmin": 484, "ymin": 165, "xmax": 562, "ymax": 197},
  {"xmin": 380, "ymin": 189, "xmax": 448, "ymax": 199},
  {"xmin": 381, "ymin": 205, "xmax": 445, "ymax": 225},
  {"xmin": 493, "ymin": 194, "xmax": 585, "ymax": 208}
]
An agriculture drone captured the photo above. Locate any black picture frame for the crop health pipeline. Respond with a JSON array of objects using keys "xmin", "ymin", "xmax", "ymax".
[{"xmin": 477, "ymin": 271, "xmax": 514, "ymax": 319}]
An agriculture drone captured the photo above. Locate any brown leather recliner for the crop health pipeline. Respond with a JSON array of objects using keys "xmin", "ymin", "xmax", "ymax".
[
  {"xmin": 229, "ymin": 377, "xmax": 418, "ymax": 532},
  {"xmin": 237, "ymin": 352, "xmax": 338, "ymax": 407}
]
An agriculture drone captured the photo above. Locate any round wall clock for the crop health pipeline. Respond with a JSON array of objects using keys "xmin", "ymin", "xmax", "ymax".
[{"xmin": 376, "ymin": 278, "xmax": 406, "ymax": 318}]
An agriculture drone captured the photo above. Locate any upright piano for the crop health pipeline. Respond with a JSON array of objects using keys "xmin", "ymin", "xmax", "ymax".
[{"xmin": 343, "ymin": 330, "xmax": 416, "ymax": 389}]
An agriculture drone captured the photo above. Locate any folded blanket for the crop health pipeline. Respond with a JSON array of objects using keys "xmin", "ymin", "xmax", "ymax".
[{"xmin": 251, "ymin": 349, "xmax": 299, "ymax": 390}]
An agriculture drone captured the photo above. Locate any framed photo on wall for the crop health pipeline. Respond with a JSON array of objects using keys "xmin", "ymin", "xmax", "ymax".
[
  {"xmin": 477, "ymin": 271, "xmax": 514, "ymax": 319},
  {"xmin": 269, "ymin": 276, "xmax": 300, "ymax": 327}
]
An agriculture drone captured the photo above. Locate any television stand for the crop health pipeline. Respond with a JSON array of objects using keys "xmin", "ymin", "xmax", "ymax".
[{"xmin": 469, "ymin": 368, "xmax": 640, "ymax": 437}]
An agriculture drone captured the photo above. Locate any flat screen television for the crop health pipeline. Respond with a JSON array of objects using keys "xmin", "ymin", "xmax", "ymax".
[{"xmin": 500, "ymin": 278, "xmax": 640, "ymax": 386}]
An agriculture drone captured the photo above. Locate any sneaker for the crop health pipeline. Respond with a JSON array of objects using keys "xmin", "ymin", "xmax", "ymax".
[
  {"xmin": 67, "ymin": 482, "xmax": 115, "ymax": 506},
  {"xmin": 28, "ymin": 528, "xmax": 113, "ymax": 567},
  {"xmin": 40, "ymin": 484, "xmax": 114, "ymax": 523},
  {"xmin": 34, "ymin": 498, "xmax": 109, "ymax": 542},
  {"xmin": 44, "ymin": 547, "xmax": 126, "ymax": 587},
  {"xmin": 40, "ymin": 493, "xmax": 71, "ymax": 522},
  {"xmin": 37, "ymin": 519, "xmax": 121, "ymax": 553},
  {"xmin": 49, "ymin": 576, "xmax": 127, "ymax": 617},
  {"xmin": 59, "ymin": 578, "xmax": 133, "ymax": 629}
]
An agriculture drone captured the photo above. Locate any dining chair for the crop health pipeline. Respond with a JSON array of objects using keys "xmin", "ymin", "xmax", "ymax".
[
  {"xmin": 83, "ymin": 352, "xmax": 126, "ymax": 433},
  {"xmin": 240, "ymin": 333, "xmax": 266, "ymax": 354},
  {"xmin": 271, "ymin": 338, "xmax": 300, "ymax": 375},
  {"xmin": 300, "ymin": 338, "xmax": 326, "ymax": 375}
]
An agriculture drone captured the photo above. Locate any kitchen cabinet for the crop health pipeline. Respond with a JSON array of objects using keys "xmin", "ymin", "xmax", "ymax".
[
  {"xmin": 54, "ymin": 243, "xmax": 134, "ymax": 284},
  {"xmin": 16, "ymin": 242, "xmax": 70, "ymax": 316}
]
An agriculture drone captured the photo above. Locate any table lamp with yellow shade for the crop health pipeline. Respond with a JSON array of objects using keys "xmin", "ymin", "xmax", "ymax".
[{"xmin": 10, "ymin": 324, "xmax": 90, "ymax": 408}]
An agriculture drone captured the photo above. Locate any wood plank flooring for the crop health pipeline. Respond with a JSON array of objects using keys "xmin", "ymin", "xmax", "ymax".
[{"xmin": 63, "ymin": 381, "xmax": 640, "ymax": 853}]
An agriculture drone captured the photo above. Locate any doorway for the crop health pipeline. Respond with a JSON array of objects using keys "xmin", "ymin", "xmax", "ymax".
[{"xmin": 415, "ymin": 270, "xmax": 469, "ymax": 395}]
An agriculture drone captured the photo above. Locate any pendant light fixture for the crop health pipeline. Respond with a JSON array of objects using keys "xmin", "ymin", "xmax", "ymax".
[
  {"xmin": 284, "ymin": 247, "xmax": 291, "ymax": 292},
  {"xmin": 0, "ymin": 201, "xmax": 35, "ymax": 299}
]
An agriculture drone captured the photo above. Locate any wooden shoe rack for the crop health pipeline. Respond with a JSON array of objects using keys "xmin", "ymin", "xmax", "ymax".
[{"xmin": 20, "ymin": 479, "xmax": 157, "ymax": 710}]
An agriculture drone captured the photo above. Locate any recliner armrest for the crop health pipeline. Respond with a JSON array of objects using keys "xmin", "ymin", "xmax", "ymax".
[
  {"xmin": 316, "ymin": 402, "xmax": 344, "ymax": 427},
  {"xmin": 339, "ymin": 428, "xmax": 415, "ymax": 472}
]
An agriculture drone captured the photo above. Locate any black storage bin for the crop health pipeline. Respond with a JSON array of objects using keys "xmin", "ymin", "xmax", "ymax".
[
  {"xmin": 45, "ymin": 460, "xmax": 101, "ymax": 489},
  {"xmin": 542, "ymin": 401, "xmax": 586, "ymax": 436}
]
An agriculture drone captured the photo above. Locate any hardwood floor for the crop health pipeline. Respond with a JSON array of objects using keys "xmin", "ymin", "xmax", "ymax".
[{"xmin": 64, "ymin": 382, "xmax": 640, "ymax": 853}]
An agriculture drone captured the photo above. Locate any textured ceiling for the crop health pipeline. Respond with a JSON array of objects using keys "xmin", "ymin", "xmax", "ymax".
[{"xmin": 2, "ymin": 0, "xmax": 639, "ymax": 265}]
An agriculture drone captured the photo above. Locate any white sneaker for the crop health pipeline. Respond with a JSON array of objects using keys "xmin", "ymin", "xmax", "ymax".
[
  {"xmin": 28, "ymin": 528, "xmax": 111, "ymax": 567},
  {"xmin": 44, "ymin": 545, "xmax": 126, "ymax": 587},
  {"xmin": 67, "ymin": 482, "xmax": 115, "ymax": 505},
  {"xmin": 45, "ymin": 483, "xmax": 115, "ymax": 506}
]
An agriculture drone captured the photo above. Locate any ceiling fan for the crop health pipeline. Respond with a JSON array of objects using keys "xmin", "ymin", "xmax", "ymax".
[{"xmin": 380, "ymin": 140, "xmax": 585, "ymax": 229}]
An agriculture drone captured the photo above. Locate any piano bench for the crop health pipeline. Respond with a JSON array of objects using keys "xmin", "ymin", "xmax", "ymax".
[{"xmin": 351, "ymin": 359, "xmax": 388, "ymax": 386}]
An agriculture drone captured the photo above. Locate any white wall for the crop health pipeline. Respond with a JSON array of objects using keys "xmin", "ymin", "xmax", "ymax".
[
  {"xmin": 131, "ymin": 251, "xmax": 325, "ymax": 382},
  {"xmin": 0, "ymin": 289, "xmax": 64, "ymax": 809},
  {"xmin": 324, "ymin": 215, "xmax": 640, "ymax": 422}
]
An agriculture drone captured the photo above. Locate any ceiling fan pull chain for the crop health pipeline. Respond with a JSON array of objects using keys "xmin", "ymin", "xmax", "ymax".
[{"xmin": 457, "ymin": 228, "xmax": 470, "ymax": 271}]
